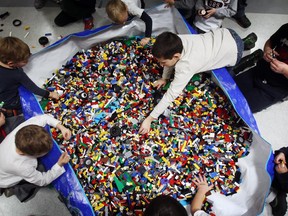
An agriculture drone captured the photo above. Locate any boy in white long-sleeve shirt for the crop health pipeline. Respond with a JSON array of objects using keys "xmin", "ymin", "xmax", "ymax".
[
  {"xmin": 139, "ymin": 28, "xmax": 243, "ymax": 134},
  {"xmin": 0, "ymin": 114, "xmax": 71, "ymax": 202}
]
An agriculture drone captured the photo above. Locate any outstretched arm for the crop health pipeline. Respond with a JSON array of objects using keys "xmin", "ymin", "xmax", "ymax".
[{"xmin": 191, "ymin": 175, "xmax": 213, "ymax": 215}]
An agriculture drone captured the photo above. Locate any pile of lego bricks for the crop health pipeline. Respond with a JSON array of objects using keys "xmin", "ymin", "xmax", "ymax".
[{"xmin": 42, "ymin": 37, "xmax": 252, "ymax": 215}]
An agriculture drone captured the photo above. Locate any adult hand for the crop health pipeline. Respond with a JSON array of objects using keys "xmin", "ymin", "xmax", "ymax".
[
  {"xmin": 57, "ymin": 152, "xmax": 70, "ymax": 167},
  {"xmin": 49, "ymin": 91, "xmax": 59, "ymax": 100},
  {"xmin": 139, "ymin": 116, "xmax": 155, "ymax": 134},
  {"xmin": 0, "ymin": 112, "xmax": 5, "ymax": 127},
  {"xmin": 274, "ymin": 152, "xmax": 286, "ymax": 164},
  {"xmin": 153, "ymin": 78, "xmax": 167, "ymax": 89},
  {"xmin": 140, "ymin": 37, "xmax": 150, "ymax": 46},
  {"xmin": 193, "ymin": 174, "xmax": 214, "ymax": 194},
  {"xmin": 204, "ymin": 8, "xmax": 216, "ymax": 19}
]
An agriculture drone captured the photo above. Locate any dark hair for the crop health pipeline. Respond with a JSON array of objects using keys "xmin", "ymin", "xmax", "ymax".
[
  {"xmin": 144, "ymin": 195, "xmax": 188, "ymax": 216},
  {"xmin": 0, "ymin": 36, "xmax": 30, "ymax": 64},
  {"xmin": 15, "ymin": 125, "xmax": 53, "ymax": 156},
  {"xmin": 152, "ymin": 32, "xmax": 183, "ymax": 59}
]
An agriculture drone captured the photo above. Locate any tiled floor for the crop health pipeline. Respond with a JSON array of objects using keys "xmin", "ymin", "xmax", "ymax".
[{"xmin": 0, "ymin": 2, "xmax": 287, "ymax": 216}]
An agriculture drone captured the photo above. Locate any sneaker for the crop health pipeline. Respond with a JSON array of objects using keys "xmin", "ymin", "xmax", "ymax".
[
  {"xmin": 34, "ymin": 0, "xmax": 47, "ymax": 9},
  {"xmin": 233, "ymin": 15, "xmax": 251, "ymax": 28},
  {"xmin": 4, "ymin": 188, "xmax": 15, "ymax": 198},
  {"xmin": 233, "ymin": 49, "xmax": 264, "ymax": 74},
  {"xmin": 271, "ymin": 192, "xmax": 288, "ymax": 216},
  {"xmin": 83, "ymin": 16, "xmax": 94, "ymax": 30},
  {"xmin": 243, "ymin": 32, "xmax": 258, "ymax": 51}
]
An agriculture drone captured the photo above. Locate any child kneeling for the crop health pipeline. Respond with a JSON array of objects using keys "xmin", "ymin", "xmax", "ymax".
[{"xmin": 0, "ymin": 114, "xmax": 71, "ymax": 202}]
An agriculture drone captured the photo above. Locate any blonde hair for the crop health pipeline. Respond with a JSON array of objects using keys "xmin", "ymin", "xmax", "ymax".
[
  {"xmin": 106, "ymin": 0, "xmax": 128, "ymax": 23},
  {"xmin": 0, "ymin": 37, "xmax": 30, "ymax": 64}
]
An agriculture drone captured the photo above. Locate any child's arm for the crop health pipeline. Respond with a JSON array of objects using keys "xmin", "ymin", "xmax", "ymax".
[
  {"xmin": 56, "ymin": 122, "xmax": 72, "ymax": 140},
  {"xmin": 21, "ymin": 152, "xmax": 70, "ymax": 186},
  {"xmin": 212, "ymin": 0, "xmax": 237, "ymax": 18},
  {"xmin": 139, "ymin": 11, "xmax": 152, "ymax": 46},
  {"xmin": 140, "ymin": 68, "xmax": 193, "ymax": 134},
  {"xmin": 191, "ymin": 175, "xmax": 213, "ymax": 215},
  {"xmin": 18, "ymin": 69, "xmax": 59, "ymax": 100}
]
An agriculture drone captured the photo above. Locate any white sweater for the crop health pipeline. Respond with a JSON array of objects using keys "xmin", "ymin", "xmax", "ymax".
[
  {"xmin": 0, "ymin": 114, "xmax": 65, "ymax": 188},
  {"xmin": 150, "ymin": 28, "xmax": 238, "ymax": 119},
  {"xmin": 122, "ymin": 0, "xmax": 143, "ymax": 17}
]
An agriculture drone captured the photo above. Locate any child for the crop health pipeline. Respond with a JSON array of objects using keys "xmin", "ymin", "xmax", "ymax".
[
  {"xmin": 0, "ymin": 114, "xmax": 71, "ymax": 202},
  {"xmin": 0, "ymin": 36, "xmax": 59, "ymax": 135},
  {"xmin": 106, "ymin": 0, "xmax": 152, "ymax": 46},
  {"xmin": 54, "ymin": 0, "xmax": 96, "ymax": 31},
  {"xmin": 234, "ymin": 23, "xmax": 288, "ymax": 113},
  {"xmin": 193, "ymin": 0, "xmax": 238, "ymax": 33},
  {"xmin": 269, "ymin": 147, "xmax": 288, "ymax": 216},
  {"xmin": 144, "ymin": 175, "xmax": 213, "ymax": 216},
  {"xmin": 164, "ymin": 0, "xmax": 197, "ymax": 25},
  {"xmin": 139, "ymin": 28, "xmax": 243, "ymax": 134}
]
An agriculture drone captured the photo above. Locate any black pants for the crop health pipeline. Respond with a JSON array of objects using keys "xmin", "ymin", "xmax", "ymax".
[
  {"xmin": 61, "ymin": 0, "xmax": 96, "ymax": 19},
  {"xmin": 234, "ymin": 66, "xmax": 288, "ymax": 113}
]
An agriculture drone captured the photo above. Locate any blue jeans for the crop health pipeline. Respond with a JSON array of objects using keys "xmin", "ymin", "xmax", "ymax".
[{"xmin": 227, "ymin": 28, "xmax": 244, "ymax": 64}]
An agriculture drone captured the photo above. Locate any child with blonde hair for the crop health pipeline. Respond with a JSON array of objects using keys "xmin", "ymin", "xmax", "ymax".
[{"xmin": 106, "ymin": 0, "xmax": 152, "ymax": 46}]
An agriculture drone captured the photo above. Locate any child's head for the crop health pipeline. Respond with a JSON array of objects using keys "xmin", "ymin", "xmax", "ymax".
[
  {"xmin": 152, "ymin": 32, "xmax": 183, "ymax": 67},
  {"xmin": 0, "ymin": 36, "xmax": 31, "ymax": 68},
  {"xmin": 15, "ymin": 125, "xmax": 53, "ymax": 157},
  {"xmin": 144, "ymin": 195, "xmax": 188, "ymax": 216},
  {"xmin": 106, "ymin": 0, "xmax": 129, "ymax": 24}
]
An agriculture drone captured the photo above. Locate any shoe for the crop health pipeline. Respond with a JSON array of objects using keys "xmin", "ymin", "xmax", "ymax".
[
  {"xmin": 233, "ymin": 49, "xmax": 264, "ymax": 74},
  {"xmin": 34, "ymin": 0, "xmax": 47, "ymax": 9},
  {"xmin": 54, "ymin": 11, "xmax": 79, "ymax": 27},
  {"xmin": 233, "ymin": 15, "xmax": 251, "ymax": 28},
  {"xmin": 83, "ymin": 17, "xmax": 94, "ymax": 30},
  {"xmin": 4, "ymin": 188, "xmax": 15, "ymax": 198},
  {"xmin": 271, "ymin": 192, "xmax": 288, "ymax": 216},
  {"xmin": 0, "ymin": 188, "xmax": 4, "ymax": 196},
  {"xmin": 243, "ymin": 32, "xmax": 258, "ymax": 51}
]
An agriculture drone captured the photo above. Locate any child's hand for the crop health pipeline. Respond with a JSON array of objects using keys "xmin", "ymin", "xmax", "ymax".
[
  {"xmin": 193, "ymin": 174, "xmax": 214, "ymax": 194},
  {"xmin": 153, "ymin": 78, "xmax": 167, "ymax": 90},
  {"xmin": 140, "ymin": 37, "xmax": 150, "ymax": 46},
  {"xmin": 164, "ymin": 0, "xmax": 174, "ymax": 8},
  {"xmin": 270, "ymin": 59, "xmax": 288, "ymax": 75},
  {"xmin": 139, "ymin": 116, "xmax": 155, "ymax": 134},
  {"xmin": 49, "ymin": 91, "xmax": 59, "ymax": 100},
  {"xmin": 0, "ymin": 112, "xmax": 5, "ymax": 127},
  {"xmin": 57, "ymin": 152, "xmax": 70, "ymax": 167},
  {"xmin": 204, "ymin": 8, "xmax": 216, "ymax": 19},
  {"xmin": 57, "ymin": 124, "xmax": 72, "ymax": 140},
  {"xmin": 275, "ymin": 152, "xmax": 286, "ymax": 164},
  {"xmin": 275, "ymin": 163, "xmax": 288, "ymax": 174},
  {"xmin": 264, "ymin": 48, "xmax": 279, "ymax": 63}
]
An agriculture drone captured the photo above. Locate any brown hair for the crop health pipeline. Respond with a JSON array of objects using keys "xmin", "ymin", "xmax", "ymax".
[
  {"xmin": 15, "ymin": 125, "xmax": 53, "ymax": 156},
  {"xmin": 0, "ymin": 37, "xmax": 30, "ymax": 64},
  {"xmin": 106, "ymin": 0, "xmax": 127, "ymax": 23},
  {"xmin": 152, "ymin": 32, "xmax": 183, "ymax": 59}
]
